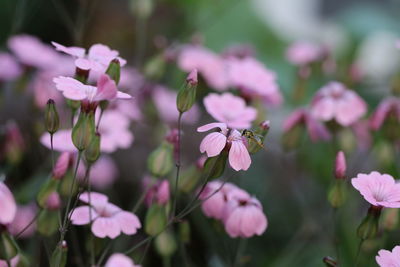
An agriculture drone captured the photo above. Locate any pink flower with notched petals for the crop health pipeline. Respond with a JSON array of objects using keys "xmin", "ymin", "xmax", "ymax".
[
  {"xmin": 105, "ymin": 253, "xmax": 141, "ymax": 267},
  {"xmin": 370, "ymin": 97, "xmax": 400, "ymax": 131},
  {"xmin": 0, "ymin": 53, "xmax": 22, "ymax": 81},
  {"xmin": 53, "ymin": 74, "xmax": 131, "ymax": 102},
  {"xmin": 283, "ymin": 108, "xmax": 331, "ymax": 142},
  {"xmin": 286, "ymin": 41, "xmax": 322, "ymax": 66},
  {"xmin": 8, "ymin": 204, "xmax": 37, "ymax": 238},
  {"xmin": 70, "ymin": 192, "xmax": 141, "ymax": 239},
  {"xmin": 204, "ymin": 93, "xmax": 257, "ymax": 129},
  {"xmin": 311, "ymin": 81, "xmax": 367, "ymax": 126},
  {"xmin": 0, "ymin": 182, "xmax": 17, "ymax": 225},
  {"xmin": 226, "ymin": 57, "xmax": 282, "ymax": 106},
  {"xmin": 351, "ymin": 172, "xmax": 400, "ymax": 208},
  {"xmin": 376, "ymin": 245, "xmax": 400, "ymax": 267},
  {"xmin": 197, "ymin": 123, "xmax": 251, "ymax": 171},
  {"xmin": 223, "ymin": 194, "xmax": 267, "ymax": 238},
  {"xmin": 52, "ymin": 42, "xmax": 127, "ymax": 73},
  {"xmin": 143, "ymin": 177, "xmax": 170, "ymax": 206}
]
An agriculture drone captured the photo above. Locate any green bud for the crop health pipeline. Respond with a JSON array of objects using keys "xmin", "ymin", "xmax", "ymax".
[
  {"xmin": 37, "ymin": 179, "xmax": 59, "ymax": 209},
  {"xmin": 145, "ymin": 204, "xmax": 167, "ymax": 236},
  {"xmin": 130, "ymin": 0, "xmax": 153, "ymax": 19},
  {"xmin": 357, "ymin": 206, "xmax": 382, "ymax": 240},
  {"xmin": 143, "ymin": 54, "xmax": 165, "ymax": 80},
  {"xmin": 85, "ymin": 132, "xmax": 101, "ymax": 164},
  {"xmin": 45, "ymin": 99, "xmax": 60, "ymax": 134},
  {"xmin": 66, "ymin": 99, "xmax": 80, "ymax": 111},
  {"xmin": 179, "ymin": 220, "xmax": 191, "ymax": 244},
  {"xmin": 178, "ymin": 165, "xmax": 201, "ymax": 193},
  {"xmin": 147, "ymin": 142, "xmax": 174, "ymax": 177},
  {"xmin": 50, "ymin": 241, "xmax": 68, "ymax": 267},
  {"xmin": 72, "ymin": 111, "xmax": 95, "ymax": 151},
  {"xmin": 37, "ymin": 209, "xmax": 59, "ymax": 236},
  {"xmin": 327, "ymin": 180, "xmax": 347, "ymax": 208},
  {"xmin": 177, "ymin": 69, "xmax": 198, "ymax": 113},
  {"xmin": 155, "ymin": 230, "xmax": 177, "ymax": 257},
  {"xmin": 105, "ymin": 59, "xmax": 121, "ymax": 84},
  {"xmin": 203, "ymin": 150, "xmax": 228, "ymax": 180},
  {"xmin": 0, "ymin": 232, "xmax": 18, "ymax": 261}
]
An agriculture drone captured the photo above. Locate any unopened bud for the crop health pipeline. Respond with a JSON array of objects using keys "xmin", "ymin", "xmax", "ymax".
[
  {"xmin": 105, "ymin": 59, "xmax": 121, "ymax": 85},
  {"xmin": 145, "ymin": 204, "xmax": 167, "ymax": 236},
  {"xmin": 323, "ymin": 256, "xmax": 337, "ymax": 267},
  {"xmin": 50, "ymin": 240, "xmax": 68, "ymax": 267},
  {"xmin": 72, "ymin": 111, "xmax": 95, "ymax": 151},
  {"xmin": 203, "ymin": 150, "xmax": 228, "ymax": 180},
  {"xmin": 147, "ymin": 142, "xmax": 174, "ymax": 177},
  {"xmin": 334, "ymin": 151, "xmax": 346, "ymax": 179},
  {"xmin": 84, "ymin": 132, "xmax": 101, "ymax": 164},
  {"xmin": 357, "ymin": 205, "xmax": 382, "ymax": 240},
  {"xmin": 74, "ymin": 58, "xmax": 90, "ymax": 83},
  {"xmin": 155, "ymin": 230, "xmax": 177, "ymax": 257},
  {"xmin": 45, "ymin": 192, "xmax": 61, "ymax": 210},
  {"xmin": 53, "ymin": 152, "xmax": 72, "ymax": 180},
  {"xmin": 37, "ymin": 209, "xmax": 59, "ymax": 236},
  {"xmin": 328, "ymin": 180, "xmax": 347, "ymax": 208},
  {"xmin": 0, "ymin": 232, "xmax": 18, "ymax": 260},
  {"xmin": 66, "ymin": 99, "xmax": 80, "ymax": 111},
  {"xmin": 37, "ymin": 179, "xmax": 59, "ymax": 209},
  {"xmin": 45, "ymin": 99, "xmax": 60, "ymax": 134},
  {"xmin": 131, "ymin": 0, "xmax": 153, "ymax": 19},
  {"xmin": 177, "ymin": 69, "xmax": 198, "ymax": 113}
]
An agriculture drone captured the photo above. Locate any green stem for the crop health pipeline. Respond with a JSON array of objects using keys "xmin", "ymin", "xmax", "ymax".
[
  {"xmin": 355, "ymin": 239, "xmax": 365, "ymax": 267},
  {"xmin": 171, "ymin": 113, "xmax": 183, "ymax": 218},
  {"xmin": 233, "ymin": 238, "xmax": 247, "ymax": 267},
  {"xmin": 16, "ymin": 209, "xmax": 42, "ymax": 239}
]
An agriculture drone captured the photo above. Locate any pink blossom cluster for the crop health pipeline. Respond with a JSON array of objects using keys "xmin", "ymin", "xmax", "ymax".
[{"xmin": 376, "ymin": 245, "xmax": 400, "ymax": 267}]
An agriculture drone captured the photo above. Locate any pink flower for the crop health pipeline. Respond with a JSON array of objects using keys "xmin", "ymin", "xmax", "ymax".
[
  {"xmin": 45, "ymin": 192, "xmax": 61, "ymax": 210},
  {"xmin": 376, "ymin": 245, "xmax": 400, "ymax": 267},
  {"xmin": 70, "ymin": 192, "xmax": 141, "ymax": 239},
  {"xmin": 53, "ymin": 152, "xmax": 73, "ymax": 180},
  {"xmin": 177, "ymin": 45, "xmax": 229, "ymax": 90},
  {"xmin": 53, "ymin": 74, "xmax": 131, "ymax": 102},
  {"xmin": 351, "ymin": 172, "xmax": 400, "ymax": 208},
  {"xmin": 97, "ymin": 110, "xmax": 134, "ymax": 153},
  {"xmin": 105, "ymin": 253, "xmax": 141, "ymax": 267},
  {"xmin": 283, "ymin": 108, "xmax": 331, "ymax": 142},
  {"xmin": 199, "ymin": 181, "xmax": 249, "ymax": 220},
  {"xmin": 334, "ymin": 151, "xmax": 346, "ymax": 179},
  {"xmin": 112, "ymin": 100, "xmax": 142, "ymax": 121},
  {"xmin": 311, "ymin": 81, "xmax": 367, "ymax": 126},
  {"xmin": 286, "ymin": 41, "xmax": 322, "ymax": 65},
  {"xmin": 203, "ymin": 93, "xmax": 257, "ymax": 129},
  {"xmin": 223, "ymin": 194, "xmax": 268, "ymax": 238},
  {"xmin": 198, "ymin": 123, "xmax": 251, "ymax": 171},
  {"xmin": 0, "ymin": 53, "xmax": 22, "ymax": 81},
  {"xmin": 152, "ymin": 86, "xmax": 200, "ymax": 124},
  {"xmin": 8, "ymin": 35, "xmax": 60, "ymax": 69},
  {"xmin": 78, "ymin": 155, "xmax": 119, "ymax": 190},
  {"xmin": 52, "ymin": 42, "xmax": 127, "ymax": 73},
  {"xmin": 226, "ymin": 57, "xmax": 282, "ymax": 106},
  {"xmin": 40, "ymin": 129, "xmax": 75, "ymax": 152},
  {"xmin": 370, "ymin": 97, "xmax": 400, "ymax": 131},
  {"xmin": 119, "ymin": 67, "xmax": 144, "ymax": 92},
  {"xmin": 0, "ymin": 256, "xmax": 19, "ymax": 267},
  {"xmin": 0, "ymin": 182, "xmax": 17, "ymax": 225},
  {"xmin": 8, "ymin": 204, "xmax": 37, "ymax": 238},
  {"xmin": 143, "ymin": 177, "xmax": 170, "ymax": 206}
]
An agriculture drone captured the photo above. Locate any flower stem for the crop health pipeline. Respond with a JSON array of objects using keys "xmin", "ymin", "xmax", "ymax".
[
  {"xmin": 354, "ymin": 238, "xmax": 365, "ymax": 267},
  {"xmin": 15, "ymin": 209, "xmax": 42, "ymax": 239},
  {"xmin": 171, "ymin": 113, "xmax": 183, "ymax": 218}
]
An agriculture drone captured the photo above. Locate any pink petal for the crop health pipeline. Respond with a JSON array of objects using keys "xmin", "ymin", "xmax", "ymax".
[
  {"xmin": 52, "ymin": 42, "xmax": 86, "ymax": 58},
  {"xmin": 228, "ymin": 140, "xmax": 251, "ymax": 171},
  {"xmin": 117, "ymin": 91, "xmax": 132, "ymax": 99},
  {"xmin": 199, "ymin": 132, "xmax": 227, "ymax": 157},
  {"xmin": 94, "ymin": 74, "xmax": 117, "ymax": 101},
  {"xmin": 114, "ymin": 211, "xmax": 141, "ymax": 235},
  {"xmin": 91, "ymin": 217, "xmax": 121, "ymax": 239},
  {"xmin": 105, "ymin": 253, "xmax": 140, "ymax": 267},
  {"xmin": 53, "ymin": 76, "xmax": 87, "ymax": 100},
  {"xmin": 0, "ymin": 182, "xmax": 16, "ymax": 224},
  {"xmin": 79, "ymin": 192, "xmax": 109, "ymax": 206},
  {"xmin": 70, "ymin": 206, "xmax": 98, "ymax": 225},
  {"xmin": 197, "ymin": 122, "xmax": 227, "ymax": 133}
]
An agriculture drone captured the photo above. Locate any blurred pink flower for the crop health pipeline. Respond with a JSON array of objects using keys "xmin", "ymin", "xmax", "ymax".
[
  {"xmin": 112, "ymin": 100, "xmax": 142, "ymax": 121},
  {"xmin": 370, "ymin": 97, "xmax": 400, "ymax": 131},
  {"xmin": 53, "ymin": 152, "xmax": 73, "ymax": 180},
  {"xmin": 286, "ymin": 41, "xmax": 322, "ymax": 66},
  {"xmin": 105, "ymin": 253, "xmax": 141, "ymax": 267},
  {"xmin": 97, "ymin": 110, "xmax": 134, "ymax": 153},
  {"xmin": 70, "ymin": 192, "xmax": 141, "ymax": 239},
  {"xmin": 226, "ymin": 57, "xmax": 282, "ymax": 106},
  {"xmin": 152, "ymin": 86, "xmax": 200, "ymax": 124},
  {"xmin": 351, "ymin": 120, "xmax": 372, "ymax": 150},
  {"xmin": 143, "ymin": 178, "xmax": 170, "ymax": 206},
  {"xmin": 8, "ymin": 203, "xmax": 37, "ymax": 238},
  {"xmin": 203, "ymin": 93, "xmax": 257, "ymax": 129},
  {"xmin": 45, "ymin": 192, "xmax": 61, "ymax": 210},
  {"xmin": 8, "ymin": 35, "xmax": 60, "ymax": 69},
  {"xmin": 0, "ymin": 256, "xmax": 19, "ymax": 267},
  {"xmin": 311, "ymin": 81, "xmax": 367, "ymax": 126},
  {"xmin": 53, "ymin": 74, "xmax": 131, "ymax": 102},
  {"xmin": 177, "ymin": 45, "xmax": 229, "ymax": 90},
  {"xmin": 119, "ymin": 67, "xmax": 144, "ymax": 92},
  {"xmin": 223, "ymin": 194, "xmax": 267, "ymax": 238},
  {"xmin": 198, "ymin": 123, "xmax": 251, "ymax": 171},
  {"xmin": 334, "ymin": 151, "xmax": 346, "ymax": 179},
  {"xmin": 351, "ymin": 172, "xmax": 400, "ymax": 208},
  {"xmin": 40, "ymin": 129, "xmax": 75, "ymax": 152},
  {"xmin": 78, "ymin": 155, "xmax": 119, "ymax": 190},
  {"xmin": 52, "ymin": 42, "xmax": 127, "ymax": 73},
  {"xmin": 283, "ymin": 108, "xmax": 331, "ymax": 142},
  {"xmin": 0, "ymin": 53, "xmax": 22, "ymax": 81},
  {"xmin": 0, "ymin": 182, "xmax": 17, "ymax": 225},
  {"xmin": 376, "ymin": 245, "xmax": 400, "ymax": 267}
]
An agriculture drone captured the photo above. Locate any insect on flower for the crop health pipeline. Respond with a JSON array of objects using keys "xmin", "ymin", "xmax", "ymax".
[{"xmin": 241, "ymin": 129, "xmax": 266, "ymax": 150}]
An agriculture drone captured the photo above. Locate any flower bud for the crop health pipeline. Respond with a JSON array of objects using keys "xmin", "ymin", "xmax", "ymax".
[
  {"xmin": 0, "ymin": 232, "xmax": 18, "ymax": 261},
  {"xmin": 147, "ymin": 142, "xmax": 174, "ymax": 177},
  {"xmin": 323, "ymin": 256, "xmax": 337, "ymax": 267},
  {"xmin": 334, "ymin": 151, "xmax": 346, "ymax": 179},
  {"xmin": 53, "ymin": 152, "xmax": 73, "ymax": 180},
  {"xmin": 3, "ymin": 121, "xmax": 25, "ymax": 165},
  {"xmin": 130, "ymin": 0, "xmax": 153, "ymax": 19},
  {"xmin": 145, "ymin": 204, "xmax": 167, "ymax": 236},
  {"xmin": 37, "ymin": 209, "xmax": 59, "ymax": 236},
  {"xmin": 45, "ymin": 192, "xmax": 61, "ymax": 210},
  {"xmin": 177, "ymin": 69, "xmax": 198, "ymax": 113},
  {"xmin": 74, "ymin": 62, "xmax": 90, "ymax": 84},
  {"xmin": 72, "ymin": 111, "xmax": 95, "ymax": 151},
  {"xmin": 357, "ymin": 205, "xmax": 382, "ymax": 240},
  {"xmin": 50, "ymin": 240, "xmax": 68, "ymax": 267},
  {"xmin": 178, "ymin": 165, "xmax": 201, "ymax": 193},
  {"xmin": 45, "ymin": 99, "xmax": 60, "ymax": 135},
  {"xmin": 247, "ymin": 120, "xmax": 270, "ymax": 154},
  {"xmin": 105, "ymin": 59, "xmax": 121, "ymax": 85},
  {"xmin": 155, "ymin": 230, "xmax": 177, "ymax": 258},
  {"xmin": 66, "ymin": 99, "xmax": 80, "ymax": 112},
  {"xmin": 203, "ymin": 150, "xmax": 228, "ymax": 180},
  {"xmin": 84, "ymin": 132, "xmax": 101, "ymax": 164},
  {"xmin": 37, "ymin": 179, "xmax": 59, "ymax": 209},
  {"xmin": 327, "ymin": 180, "xmax": 347, "ymax": 208}
]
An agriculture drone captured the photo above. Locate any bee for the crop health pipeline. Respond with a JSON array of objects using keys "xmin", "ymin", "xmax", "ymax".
[{"xmin": 242, "ymin": 129, "xmax": 265, "ymax": 149}]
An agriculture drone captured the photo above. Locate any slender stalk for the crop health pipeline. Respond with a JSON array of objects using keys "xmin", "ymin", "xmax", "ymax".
[
  {"xmin": 139, "ymin": 238, "xmax": 152, "ymax": 265},
  {"xmin": 88, "ymin": 170, "xmax": 95, "ymax": 266},
  {"xmin": 50, "ymin": 133, "xmax": 55, "ymax": 169},
  {"xmin": 332, "ymin": 208, "xmax": 341, "ymax": 263},
  {"xmin": 124, "ymin": 236, "xmax": 153, "ymax": 255},
  {"xmin": 134, "ymin": 16, "xmax": 147, "ymax": 68},
  {"xmin": 132, "ymin": 179, "xmax": 156, "ymax": 213},
  {"xmin": 162, "ymin": 256, "xmax": 171, "ymax": 267},
  {"xmin": 171, "ymin": 113, "xmax": 183, "ymax": 218},
  {"xmin": 233, "ymin": 238, "xmax": 247, "ymax": 267},
  {"xmin": 96, "ymin": 240, "xmax": 114, "ymax": 267},
  {"xmin": 96, "ymin": 109, "xmax": 104, "ymax": 132},
  {"xmin": 354, "ymin": 239, "xmax": 365, "ymax": 267},
  {"xmin": 15, "ymin": 209, "xmax": 42, "ymax": 239}
]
